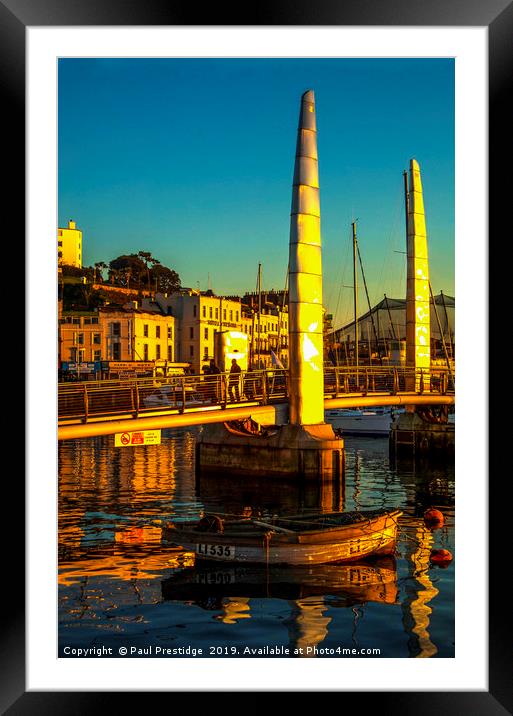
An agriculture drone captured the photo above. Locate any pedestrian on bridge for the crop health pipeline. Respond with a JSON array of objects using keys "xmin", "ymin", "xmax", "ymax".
[
  {"xmin": 208, "ymin": 359, "xmax": 221, "ymax": 403},
  {"xmin": 228, "ymin": 358, "xmax": 242, "ymax": 402}
]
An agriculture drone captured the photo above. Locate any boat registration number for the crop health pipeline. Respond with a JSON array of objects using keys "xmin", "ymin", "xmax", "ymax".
[{"xmin": 195, "ymin": 543, "xmax": 235, "ymax": 558}]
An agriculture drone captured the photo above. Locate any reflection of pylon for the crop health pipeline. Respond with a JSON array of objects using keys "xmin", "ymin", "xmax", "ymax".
[
  {"xmin": 216, "ymin": 597, "xmax": 251, "ymax": 624},
  {"xmin": 401, "ymin": 523, "xmax": 439, "ymax": 658},
  {"xmin": 285, "ymin": 597, "xmax": 331, "ymax": 657}
]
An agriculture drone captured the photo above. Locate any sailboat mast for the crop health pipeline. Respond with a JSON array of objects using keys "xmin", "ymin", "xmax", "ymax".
[
  {"xmin": 352, "ymin": 221, "xmax": 359, "ymax": 371},
  {"xmin": 356, "ymin": 242, "xmax": 383, "ymax": 364},
  {"xmin": 257, "ymin": 262, "xmax": 262, "ymax": 369}
]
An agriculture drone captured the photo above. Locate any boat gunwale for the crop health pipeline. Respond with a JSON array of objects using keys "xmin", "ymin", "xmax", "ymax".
[{"xmin": 163, "ymin": 509, "xmax": 402, "ymax": 546}]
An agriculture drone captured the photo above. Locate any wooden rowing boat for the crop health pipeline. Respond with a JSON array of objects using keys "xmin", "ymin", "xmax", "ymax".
[
  {"xmin": 161, "ymin": 557, "xmax": 398, "ymax": 605},
  {"xmin": 162, "ymin": 509, "xmax": 402, "ymax": 565}
]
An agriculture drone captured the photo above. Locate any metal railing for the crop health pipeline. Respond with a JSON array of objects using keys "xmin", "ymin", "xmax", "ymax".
[
  {"xmin": 58, "ymin": 366, "xmax": 454, "ymax": 424},
  {"xmin": 58, "ymin": 369, "xmax": 289, "ymax": 423},
  {"xmin": 324, "ymin": 365, "xmax": 454, "ymax": 397}
]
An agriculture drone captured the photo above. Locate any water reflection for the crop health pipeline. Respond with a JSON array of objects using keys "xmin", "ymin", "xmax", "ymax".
[
  {"xmin": 401, "ymin": 522, "xmax": 439, "ymax": 658},
  {"xmin": 58, "ymin": 430, "xmax": 454, "ymax": 658},
  {"xmin": 196, "ymin": 471, "xmax": 344, "ymax": 517}
]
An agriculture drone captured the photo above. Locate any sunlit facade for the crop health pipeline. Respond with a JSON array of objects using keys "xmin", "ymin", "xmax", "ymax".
[
  {"xmin": 145, "ymin": 290, "xmax": 247, "ymax": 374},
  {"xmin": 59, "ymin": 304, "xmax": 177, "ymax": 364},
  {"xmin": 58, "ymin": 219, "xmax": 83, "ymax": 268},
  {"xmin": 240, "ymin": 296, "xmax": 289, "ymax": 369}
]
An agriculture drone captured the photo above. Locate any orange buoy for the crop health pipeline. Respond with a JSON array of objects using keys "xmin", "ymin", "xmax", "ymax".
[
  {"xmin": 430, "ymin": 548, "xmax": 453, "ymax": 566},
  {"xmin": 424, "ymin": 508, "xmax": 444, "ymax": 528}
]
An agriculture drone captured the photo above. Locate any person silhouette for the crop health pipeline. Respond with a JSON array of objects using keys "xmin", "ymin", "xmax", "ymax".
[
  {"xmin": 208, "ymin": 359, "xmax": 221, "ymax": 402},
  {"xmin": 228, "ymin": 358, "xmax": 241, "ymax": 402}
]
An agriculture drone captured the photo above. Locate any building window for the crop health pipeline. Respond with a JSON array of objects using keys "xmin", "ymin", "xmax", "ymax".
[
  {"xmin": 204, "ymin": 327, "xmax": 208, "ymax": 340},
  {"xmin": 236, "ymin": 311, "xmax": 239, "ymax": 322},
  {"xmin": 215, "ymin": 308, "xmax": 218, "ymax": 320},
  {"xmin": 69, "ymin": 347, "xmax": 77, "ymax": 361},
  {"xmin": 193, "ymin": 305, "xmax": 197, "ymax": 318},
  {"xmin": 209, "ymin": 307, "xmax": 213, "ymax": 319},
  {"xmin": 202, "ymin": 305, "xmax": 206, "ymax": 318},
  {"xmin": 93, "ymin": 350, "xmax": 101, "ymax": 361},
  {"xmin": 229, "ymin": 310, "xmax": 233, "ymax": 322},
  {"xmin": 72, "ymin": 317, "xmax": 80, "ymax": 325},
  {"xmin": 189, "ymin": 345, "xmax": 194, "ymax": 357},
  {"xmin": 77, "ymin": 333, "xmax": 84, "ymax": 345},
  {"xmin": 156, "ymin": 325, "xmax": 161, "ymax": 339},
  {"xmin": 203, "ymin": 346, "xmax": 208, "ymax": 359},
  {"xmin": 93, "ymin": 333, "xmax": 101, "ymax": 345},
  {"xmin": 143, "ymin": 344, "xmax": 149, "ymax": 360},
  {"xmin": 223, "ymin": 309, "xmax": 227, "ymax": 321},
  {"xmin": 189, "ymin": 327, "xmax": 194, "ymax": 340},
  {"xmin": 113, "ymin": 343, "xmax": 121, "ymax": 360},
  {"xmin": 143, "ymin": 324, "xmax": 149, "ymax": 337},
  {"xmin": 168, "ymin": 345, "xmax": 173, "ymax": 361},
  {"xmin": 112, "ymin": 322, "xmax": 121, "ymax": 336},
  {"xmin": 156, "ymin": 344, "xmax": 161, "ymax": 359},
  {"xmin": 167, "ymin": 326, "xmax": 173, "ymax": 340}
]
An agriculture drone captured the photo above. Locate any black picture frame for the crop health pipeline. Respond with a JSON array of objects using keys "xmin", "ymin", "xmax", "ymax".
[{"xmin": 4, "ymin": 0, "xmax": 506, "ymax": 710}]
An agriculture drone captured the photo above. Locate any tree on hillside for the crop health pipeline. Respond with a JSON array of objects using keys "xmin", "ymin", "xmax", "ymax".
[
  {"xmin": 137, "ymin": 251, "xmax": 161, "ymax": 289},
  {"xmin": 109, "ymin": 254, "xmax": 147, "ymax": 287},
  {"xmin": 151, "ymin": 264, "xmax": 181, "ymax": 294},
  {"xmin": 94, "ymin": 261, "xmax": 108, "ymax": 283},
  {"xmin": 107, "ymin": 252, "xmax": 181, "ymax": 293}
]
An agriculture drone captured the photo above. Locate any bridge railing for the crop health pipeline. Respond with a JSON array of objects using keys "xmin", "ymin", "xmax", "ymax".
[
  {"xmin": 58, "ymin": 368, "xmax": 289, "ymax": 422},
  {"xmin": 58, "ymin": 366, "xmax": 454, "ymax": 423},
  {"xmin": 325, "ymin": 365, "xmax": 454, "ymax": 397}
]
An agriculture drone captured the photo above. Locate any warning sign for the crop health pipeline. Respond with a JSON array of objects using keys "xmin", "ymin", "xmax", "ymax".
[{"xmin": 115, "ymin": 430, "xmax": 161, "ymax": 447}]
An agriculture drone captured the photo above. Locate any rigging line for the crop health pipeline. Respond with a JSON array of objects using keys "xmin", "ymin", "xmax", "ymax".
[
  {"xmin": 429, "ymin": 282, "xmax": 454, "ymax": 383},
  {"xmin": 440, "ymin": 291, "xmax": 454, "ymax": 359},
  {"xmin": 276, "ymin": 264, "xmax": 289, "ymax": 354},
  {"xmin": 340, "ymin": 222, "xmax": 356, "ymax": 327},
  {"xmin": 384, "ymin": 293, "xmax": 398, "ymax": 341},
  {"xmin": 356, "ymin": 241, "xmax": 383, "ymax": 364},
  {"xmin": 333, "ymin": 220, "xmax": 353, "ymax": 330}
]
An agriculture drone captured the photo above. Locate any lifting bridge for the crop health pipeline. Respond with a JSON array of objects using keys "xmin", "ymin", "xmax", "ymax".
[{"xmin": 58, "ymin": 366, "xmax": 454, "ymax": 441}]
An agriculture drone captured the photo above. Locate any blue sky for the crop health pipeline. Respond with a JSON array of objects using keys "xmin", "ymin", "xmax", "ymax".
[{"xmin": 58, "ymin": 58, "xmax": 454, "ymax": 328}]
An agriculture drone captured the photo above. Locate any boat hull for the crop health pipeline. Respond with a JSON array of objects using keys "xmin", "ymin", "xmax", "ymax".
[
  {"xmin": 163, "ymin": 511, "xmax": 401, "ymax": 565},
  {"xmin": 324, "ymin": 409, "xmax": 393, "ymax": 436}
]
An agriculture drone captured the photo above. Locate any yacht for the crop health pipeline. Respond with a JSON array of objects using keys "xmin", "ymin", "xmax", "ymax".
[{"xmin": 325, "ymin": 406, "xmax": 401, "ymax": 437}]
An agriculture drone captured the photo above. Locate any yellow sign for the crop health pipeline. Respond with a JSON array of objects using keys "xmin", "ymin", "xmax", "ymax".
[{"xmin": 115, "ymin": 430, "xmax": 161, "ymax": 447}]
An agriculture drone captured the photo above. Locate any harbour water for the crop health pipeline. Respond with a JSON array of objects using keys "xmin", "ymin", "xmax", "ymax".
[{"xmin": 58, "ymin": 428, "xmax": 454, "ymax": 658}]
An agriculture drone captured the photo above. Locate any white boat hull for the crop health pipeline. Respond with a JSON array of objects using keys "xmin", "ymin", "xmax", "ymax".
[{"xmin": 325, "ymin": 409, "xmax": 394, "ymax": 436}]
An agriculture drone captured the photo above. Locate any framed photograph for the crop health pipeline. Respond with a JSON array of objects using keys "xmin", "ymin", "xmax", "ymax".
[{"xmin": 3, "ymin": 0, "xmax": 506, "ymax": 709}]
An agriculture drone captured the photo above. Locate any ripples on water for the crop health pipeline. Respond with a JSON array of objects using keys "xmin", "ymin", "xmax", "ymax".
[{"xmin": 58, "ymin": 428, "xmax": 454, "ymax": 658}]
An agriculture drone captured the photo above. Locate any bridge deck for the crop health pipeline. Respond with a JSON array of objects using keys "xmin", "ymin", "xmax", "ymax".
[{"xmin": 58, "ymin": 367, "xmax": 454, "ymax": 440}]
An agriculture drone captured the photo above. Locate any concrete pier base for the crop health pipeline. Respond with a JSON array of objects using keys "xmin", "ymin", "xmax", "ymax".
[
  {"xmin": 390, "ymin": 411, "xmax": 454, "ymax": 460},
  {"xmin": 197, "ymin": 422, "xmax": 344, "ymax": 479}
]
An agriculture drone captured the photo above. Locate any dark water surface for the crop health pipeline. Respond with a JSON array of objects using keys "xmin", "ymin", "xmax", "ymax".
[{"xmin": 58, "ymin": 428, "xmax": 454, "ymax": 658}]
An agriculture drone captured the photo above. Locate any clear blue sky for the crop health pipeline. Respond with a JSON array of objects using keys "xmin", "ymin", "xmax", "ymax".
[{"xmin": 58, "ymin": 58, "xmax": 454, "ymax": 328}]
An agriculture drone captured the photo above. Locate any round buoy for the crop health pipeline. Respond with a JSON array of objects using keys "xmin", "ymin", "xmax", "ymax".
[
  {"xmin": 430, "ymin": 548, "xmax": 452, "ymax": 566},
  {"xmin": 424, "ymin": 508, "xmax": 445, "ymax": 528}
]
